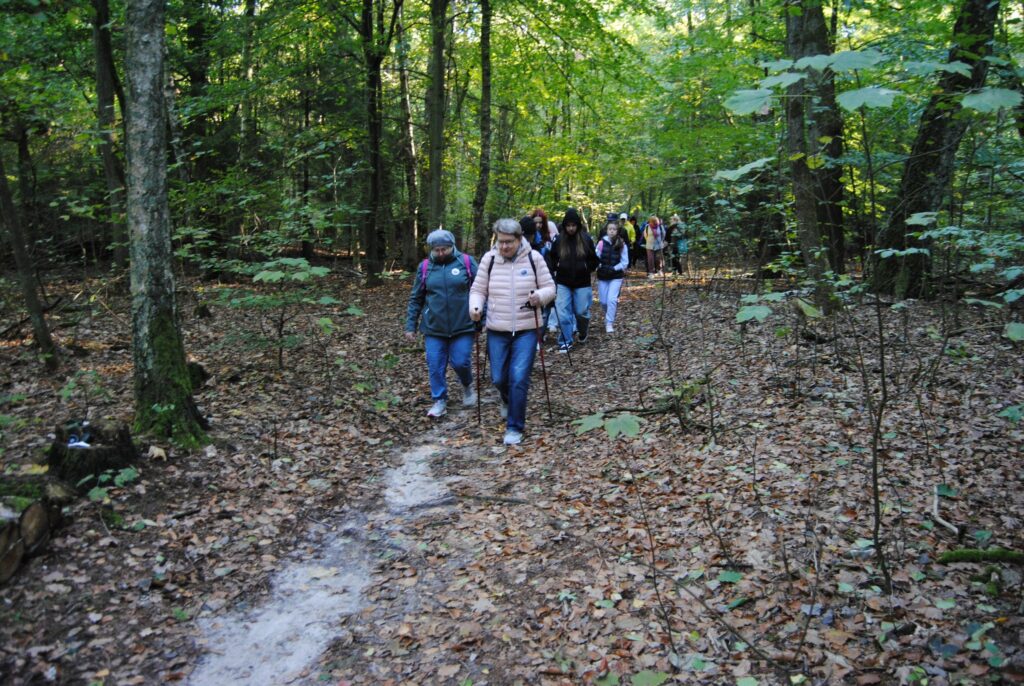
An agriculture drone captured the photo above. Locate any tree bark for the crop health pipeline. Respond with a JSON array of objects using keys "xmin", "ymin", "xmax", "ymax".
[
  {"xmin": 469, "ymin": 0, "xmax": 492, "ymax": 255},
  {"xmin": 872, "ymin": 0, "xmax": 999, "ymax": 298},
  {"xmin": 784, "ymin": 0, "xmax": 836, "ymax": 301},
  {"xmin": 0, "ymin": 154, "xmax": 58, "ymax": 371},
  {"xmin": 237, "ymin": 0, "xmax": 258, "ymax": 170},
  {"xmin": 93, "ymin": 0, "xmax": 128, "ymax": 268},
  {"xmin": 425, "ymin": 0, "xmax": 450, "ymax": 230},
  {"xmin": 126, "ymin": 0, "xmax": 206, "ymax": 447},
  {"xmin": 396, "ymin": 8, "xmax": 420, "ymax": 269}
]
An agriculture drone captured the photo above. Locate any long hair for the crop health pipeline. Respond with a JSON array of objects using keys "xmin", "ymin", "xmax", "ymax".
[{"xmin": 559, "ymin": 223, "xmax": 586, "ymax": 261}]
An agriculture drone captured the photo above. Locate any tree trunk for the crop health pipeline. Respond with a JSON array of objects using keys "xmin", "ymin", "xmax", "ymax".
[
  {"xmin": 126, "ymin": 0, "xmax": 206, "ymax": 447},
  {"xmin": 469, "ymin": 0, "xmax": 492, "ymax": 255},
  {"xmin": 183, "ymin": 1, "xmax": 210, "ymax": 180},
  {"xmin": 872, "ymin": 0, "xmax": 999, "ymax": 298},
  {"xmin": 784, "ymin": 0, "xmax": 840, "ymax": 302},
  {"xmin": 0, "ymin": 154, "xmax": 58, "ymax": 371},
  {"xmin": 238, "ymin": 0, "xmax": 258, "ymax": 170},
  {"xmin": 361, "ymin": 0, "xmax": 384, "ymax": 285},
  {"xmin": 396, "ymin": 8, "xmax": 420, "ymax": 269},
  {"xmin": 93, "ymin": 0, "xmax": 128, "ymax": 268},
  {"xmin": 425, "ymin": 0, "xmax": 449, "ymax": 230}
]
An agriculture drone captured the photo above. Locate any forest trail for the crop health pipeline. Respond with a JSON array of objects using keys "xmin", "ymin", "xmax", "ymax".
[
  {"xmin": 2, "ymin": 273, "xmax": 1022, "ymax": 685},
  {"xmin": 188, "ymin": 438, "xmax": 458, "ymax": 684}
]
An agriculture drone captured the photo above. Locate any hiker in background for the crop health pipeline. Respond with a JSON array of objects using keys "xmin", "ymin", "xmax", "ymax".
[
  {"xmin": 549, "ymin": 207, "xmax": 598, "ymax": 353},
  {"xmin": 405, "ymin": 229, "xmax": 480, "ymax": 418},
  {"xmin": 596, "ymin": 219, "xmax": 629, "ymax": 333},
  {"xmin": 643, "ymin": 215, "xmax": 665, "ymax": 277},
  {"xmin": 531, "ymin": 209, "xmax": 558, "ymax": 334},
  {"xmin": 666, "ymin": 213, "xmax": 687, "ymax": 275},
  {"xmin": 628, "ymin": 215, "xmax": 643, "ymax": 268},
  {"xmin": 469, "ymin": 218, "xmax": 556, "ymax": 445}
]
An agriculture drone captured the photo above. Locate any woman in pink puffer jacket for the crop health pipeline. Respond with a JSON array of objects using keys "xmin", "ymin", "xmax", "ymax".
[{"xmin": 469, "ymin": 218, "xmax": 556, "ymax": 445}]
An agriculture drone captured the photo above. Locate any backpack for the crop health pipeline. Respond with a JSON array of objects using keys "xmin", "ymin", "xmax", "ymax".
[{"xmin": 420, "ymin": 253, "xmax": 474, "ymax": 293}]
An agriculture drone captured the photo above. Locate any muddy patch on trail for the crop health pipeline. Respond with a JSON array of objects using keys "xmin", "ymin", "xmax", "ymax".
[{"xmin": 188, "ymin": 440, "xmax": 458, "ymax": 685}]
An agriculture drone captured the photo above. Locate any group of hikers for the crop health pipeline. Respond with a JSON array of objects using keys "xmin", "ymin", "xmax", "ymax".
[{"xmin": 404, "ymin": 208, "xmax": 692, "ymax": 446}]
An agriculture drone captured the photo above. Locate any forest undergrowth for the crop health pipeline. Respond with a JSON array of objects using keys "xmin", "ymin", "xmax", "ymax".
[{"xmin": 1, "ymin": 268, "xmax": 1022, "ymax": 685}]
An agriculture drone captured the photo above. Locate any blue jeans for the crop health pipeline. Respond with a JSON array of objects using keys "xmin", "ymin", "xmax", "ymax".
[
  {"xmin": 425, "ymin": 333, "xmax": 474, "ymax": 401},
  {"xmin": 556, "ymin": 284, "xmax": 592, "ymax": 345},
  {"xmin": 486, "ymin": 329, "xmax": 537, "ymax": 432}
]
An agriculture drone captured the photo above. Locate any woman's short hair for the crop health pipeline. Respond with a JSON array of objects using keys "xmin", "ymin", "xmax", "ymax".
[{"xmin": 493, "ymin": 218, "xmax": 522, "ymax": 237}]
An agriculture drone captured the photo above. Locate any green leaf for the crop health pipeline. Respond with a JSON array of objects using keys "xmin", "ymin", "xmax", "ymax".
[
  {"xmin": 997, "ymin": 404, "xmax": 1022, "ymax": 423},
  {"xmin": 837, "ymin": 86, "xmax": 898, "ymax": 111},
  {"xmin": 724, "ymin": 90, "xmax": 772, "ymax": 115},
  {"xmin": 759, "ymin": 72, "xmax": 804, "ymax": 89},
  {"xmin": 905, "ymin": 211, "xmax": 938, "ymax": 227},
  {"xmin": 794, "ymin": 297, "xmax": 823, "ymax": 319},
  {"xmin": 573, "ymin": 412, "xmax": 606, "ymax": 435},
  {"xmin": 714, "ymin": 157, "xmax": 774, "ymax": 182},
  {"xmin": 838, "ymin": 582, "xmax": 855, "ymax": 594},
  {"xmin": 794, "ymin": 54, "xmax": 831, "ymax": 71},
  {"xmin": 254, "ymin": 270, "xmax": 286, "ymax": 283},
  {"xmin": 935, "ymin": 598, "xmax": 956, "ymax": 610},
  {"xmin": 717, "ymin": 570, "xmax": 743, "ymax": 584},
  {"xmin": 595, "ymin": 599, "xmax": 615, "ymax": 609},
  {"xmin": 87, "ymin": 486, "xmax": 108, "ymax": 502},
  {"xmin": 961, "ymin": 88, "xmax": 1023, "ymax": 113},
  {"xmin": 830, "ymin": 48, "xmax": 884, "ymax": 71},
  {"xmin": 736, "ymin": 678, "xmax": 760, "ymax": 686},
  {"xmin": 736, "ymin": 305, "xmax": 771, "ymax": 323},
  {"xmin": 631, "ymin": 671, "xmax": 669, "ymax": 686},
  {"xmin": 728, "ymin": 596, "xmax": 750, "ymax": 610},
  {"xmin": 936, "ymin": 483, "xmax": 958, "ymax": 497},
  {"xmin": 596, "ymin": 673, "xmax": 620, "ymax": 686},
  {"xmin": 853, "ymin": 538, "xmax": 875, "ymax": 549},
  {"xmin": 345, "ymin": 305, "xmax": 365, "ymax": 317},
  {"xmin": 605, "ymin": 413, "xmax": 642, "ymax": 440},
  {"xmin": 114, "ymin": 467, "xmax": 139, "ymax": 487},
  {"xmin": 1002, "ymin": 322, "xmax": 1024, "ymax": 342}
]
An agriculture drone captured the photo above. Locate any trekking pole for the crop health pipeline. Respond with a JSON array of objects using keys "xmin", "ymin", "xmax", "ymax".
[
  {"xmin": 524, "ymin": 295, "xmax": 553, "ymax": 420},
  {"xmin": 473, "ymin": 317, "xmax": 482, "ymax": 425}
]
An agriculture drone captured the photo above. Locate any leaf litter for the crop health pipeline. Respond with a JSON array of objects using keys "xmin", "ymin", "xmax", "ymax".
[{"xmin": 0, "ymin": 271, "xmax": 1022, "ymax": 685}]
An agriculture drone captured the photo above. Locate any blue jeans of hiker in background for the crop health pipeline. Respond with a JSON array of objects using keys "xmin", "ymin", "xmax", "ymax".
[
  {"xmin": 556, "ymin": 284, "xmax": 592, "ymax": 345},
  {"xmin": 425, "ymin": 333, "xmax": 473, "ymax": 400},
  {"xmin": 486, "ymin": 329, "xmax": 538, "ymax": 433}
]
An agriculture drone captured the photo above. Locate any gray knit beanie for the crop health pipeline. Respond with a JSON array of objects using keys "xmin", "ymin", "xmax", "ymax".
[{"xmin": 426, "ymin": 228, "xmax": 456, "ymax": 247}]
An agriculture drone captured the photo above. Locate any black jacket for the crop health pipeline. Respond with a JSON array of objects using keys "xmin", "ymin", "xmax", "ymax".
[{"xmin": 549, "ymin": 230, "xmax": 598, "ymax": 288}]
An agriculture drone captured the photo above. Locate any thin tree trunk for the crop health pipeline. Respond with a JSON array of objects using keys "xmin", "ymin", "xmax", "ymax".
[
  {"xmin": 425, "ymin": 0, "xmax": 449, "ymax": 230},
  {"xmin": 396, "ymin": 8, "xmax": 419, "ymax": 269},
  {"xmin": 126, "ymin": 0, "xmax": 205, "ymax": 447},
  {"xmin": 238, "ymin": 0, "xmax": 258, "ymax": 170},
  {"xmin": 784, "ymin": 0, "xmax": 838, "ymax": 303},
  {"xmin": 0, "ymin": 154, "xmax": 58, "ymax": 371},
  {"xmin": 361, "ymin": 0, "xmax": 384, "ymax": 285},
  {"xmin": 873, "ymin": 0, "xmax": 999, "ymax": 297},
  {"xmin": 470, "ymin": 0, "xmax": 492, "ymax": 254},
  {"xmin": 93, "ymin": 0, "xmax": 128, "ymax": 268}
]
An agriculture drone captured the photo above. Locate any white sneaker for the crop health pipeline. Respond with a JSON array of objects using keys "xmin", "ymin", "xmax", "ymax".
[
  {"xmin": 606, "ymin": 323, "xmax": 614, "ymax": 333},
  {"xmin": 427, "ymin": 400, "xmax": 447, "ymax": 418},
  {"xmin": 462, "ymin": 385, "xmax": 477, "ymax": 407},
  {"xmin": 500, "ymin": 400, "xmax": 508, "ymax": 419},
  {"xmin": 503, "ymin": 430, "xmax": 523, "ymax": 445}
]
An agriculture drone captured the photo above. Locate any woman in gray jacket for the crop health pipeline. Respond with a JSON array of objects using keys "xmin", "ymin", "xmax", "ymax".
[{"xmin": 405, "ymin": 229, "xmax": 479, "ymax": 418}]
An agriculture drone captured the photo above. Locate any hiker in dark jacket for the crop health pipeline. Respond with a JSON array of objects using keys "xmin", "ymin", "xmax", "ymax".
[
  {"xmin": 549, "ymin": 207, "xmax": 598, "ymax": 353},
  {"xmin": 405, "ymin": 229, "xmax": 480, "ymax": 418}
]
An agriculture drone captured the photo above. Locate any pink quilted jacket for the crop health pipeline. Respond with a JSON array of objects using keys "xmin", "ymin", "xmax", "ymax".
[{"xmin": 469, "ymin": 238, "xmax": 556, "ymax": 333}]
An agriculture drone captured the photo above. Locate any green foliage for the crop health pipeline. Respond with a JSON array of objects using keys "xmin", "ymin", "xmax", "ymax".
[
  {"xmin": 572, "ymin": 412, "xmax": 643, "ymax": 440},
  {"xmin": 78, "ymin": 466, "xmax": 141, "ymax": 503}
]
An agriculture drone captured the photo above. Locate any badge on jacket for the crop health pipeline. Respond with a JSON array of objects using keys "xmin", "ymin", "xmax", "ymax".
[{"xmin": 452, "ymin": 268, "xmax": 461, "ymax": 275}]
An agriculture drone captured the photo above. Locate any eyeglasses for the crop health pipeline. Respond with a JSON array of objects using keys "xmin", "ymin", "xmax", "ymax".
[{"xmin": 496, "ymin": 237, "xmax": 517, "ymax": 246}]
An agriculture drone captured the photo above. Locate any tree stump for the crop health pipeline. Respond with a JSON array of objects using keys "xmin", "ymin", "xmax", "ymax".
[
  {"xmin": 0, "ymin": 477, "xmax": 74, "ymax": 584},
  {"xmin": 47, "ymin": 420, "xmax": 138, "ymax": 490}
]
